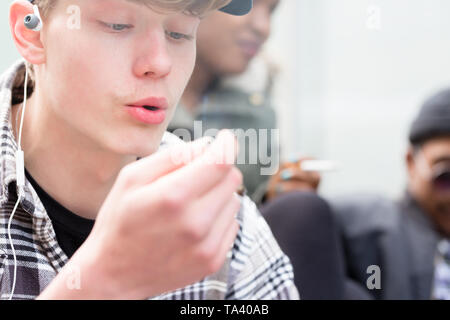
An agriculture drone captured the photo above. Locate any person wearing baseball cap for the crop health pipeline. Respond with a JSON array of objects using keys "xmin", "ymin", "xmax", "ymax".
[{"xmin": 0, "ymin": 0, "xmax": 299, "ymax": 300}]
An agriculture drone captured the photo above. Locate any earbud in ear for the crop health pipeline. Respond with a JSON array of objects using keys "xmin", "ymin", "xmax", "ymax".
[
  {"xmin": 24, "ymin": 14, "xmax": 40, "ymax": 30},
  {"xmin": 24, "ymin": 5, "xmax": 42, "ymax": 31}
]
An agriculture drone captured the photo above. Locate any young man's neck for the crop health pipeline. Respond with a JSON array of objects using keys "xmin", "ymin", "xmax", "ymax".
[
  {"xmin": 182, "ymin": 60, "xmax": 218, "ymax": 112},
  {"xmin": 11, "ymin": 90, "xmax": 137, "ymax": 220}
]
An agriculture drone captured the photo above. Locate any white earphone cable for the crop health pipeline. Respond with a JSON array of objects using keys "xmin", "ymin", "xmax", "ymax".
[
  {"xmin": 7, "ymin": 196, "xmax": 20, "ymax": 300},
  {"xmin": 7, "ymin": 64, "xmax": 29, "ymax": 300}
]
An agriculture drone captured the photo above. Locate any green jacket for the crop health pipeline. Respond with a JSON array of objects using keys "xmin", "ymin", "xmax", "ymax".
[{"xmin": 168, "ymin": 82, "xmax": 278, "ymax": 205}]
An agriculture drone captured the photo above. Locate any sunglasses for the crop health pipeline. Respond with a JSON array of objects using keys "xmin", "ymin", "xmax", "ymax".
[
  {"xmin": 416, "ymin": 150, "xmax": 450, "ymax": 193},
  {"xmin": 432, "ymin": 166, "xmax": 450, "ymax": 193}
]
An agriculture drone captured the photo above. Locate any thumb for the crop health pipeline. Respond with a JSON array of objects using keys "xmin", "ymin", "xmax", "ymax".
[{"xmin": 118, "ymin": 136, "xmax": 213, "ymax": 189}]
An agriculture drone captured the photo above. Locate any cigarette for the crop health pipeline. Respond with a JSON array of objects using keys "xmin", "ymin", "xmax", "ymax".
[{"xmin": 299, "ymin": 160, "xmax": 339, "ymax": 172}]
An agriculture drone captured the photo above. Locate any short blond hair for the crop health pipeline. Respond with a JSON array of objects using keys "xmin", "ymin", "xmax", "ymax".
[
  {"xmin": 34, "ymin": 0, "xmax": 231, "ymax": 19},
  {"xmin": 21, "ymin": 0, "xmax": 231, "ymax": 93}
]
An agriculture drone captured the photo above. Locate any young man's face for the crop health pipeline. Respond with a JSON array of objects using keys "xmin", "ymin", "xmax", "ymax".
[
  {"xmin": 407, "ymin": 136, "xmax": 450, "ymax": 236},
  {"xmin": 196, "ymin": 0, "xmax": 279, "ymax": 76},
  {"xmin": 41, "ymin": 0, "xmax": 200, "ymax": 156}
]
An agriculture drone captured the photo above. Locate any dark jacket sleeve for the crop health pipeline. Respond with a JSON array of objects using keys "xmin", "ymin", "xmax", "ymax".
[{"xmin": 329, "ymin": 194, "xmax": 401, "ymax": 299}]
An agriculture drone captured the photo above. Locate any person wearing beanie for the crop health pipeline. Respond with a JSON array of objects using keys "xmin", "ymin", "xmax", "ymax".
[
  {"xmin": 407, "ymin": 89, "xmax": 450, "ymax": 239},
  {"xmin": 330, "ymin": 89, "xmax": 450, "ymax": 300}
]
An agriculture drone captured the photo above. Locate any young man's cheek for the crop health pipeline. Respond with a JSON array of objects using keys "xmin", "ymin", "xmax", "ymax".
[
  {"xmin": 48, "ymin": 20, "xmax": 195, "ymax": 120},
  {"xmin": 171, "ymin": 44, "xmax": 197, "ymax": 98}
]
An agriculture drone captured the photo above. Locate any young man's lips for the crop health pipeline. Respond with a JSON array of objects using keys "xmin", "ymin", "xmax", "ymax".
[
  {"xmin": 125, "ymin": 97, "xmax": 168, "ymax": 125},
  {"xmin": 127, "ymin": 96, "xmax": 169, "ymax": 109}
]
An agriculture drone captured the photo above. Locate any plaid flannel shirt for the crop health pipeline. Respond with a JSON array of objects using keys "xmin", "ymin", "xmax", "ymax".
[
  {"xmin": 0, "ymin": 59, "xmax": 299, "ymax": 300},
  {"xmin": 432, "ymin": 239, "xmax": 450, "ymax": 300}
]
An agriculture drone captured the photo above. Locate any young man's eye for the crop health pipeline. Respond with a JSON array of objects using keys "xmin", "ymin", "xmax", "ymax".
[
  {"xmin": 166, "ymin": 31, "xmax": 193, "ymax": 41},
  {"xmin": 100, "ymin": 21, "xmax": 132, "ymax": 32}
]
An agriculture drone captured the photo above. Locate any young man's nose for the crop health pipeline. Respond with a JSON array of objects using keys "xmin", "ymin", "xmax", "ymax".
[{"xmin": 133, "ymin": 35, "xmax": 172, "ymax": 79}]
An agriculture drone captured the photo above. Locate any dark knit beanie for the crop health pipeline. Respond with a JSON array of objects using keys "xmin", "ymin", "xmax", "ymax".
[{"xmin": 409, "ymin": 88, "xmax": 450, "ymax": 145}]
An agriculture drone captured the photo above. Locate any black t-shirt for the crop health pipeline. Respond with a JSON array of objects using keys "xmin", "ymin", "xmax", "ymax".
[{"xmin": 25, "ymin": 168, "xmax": 95, "ymax": 259}]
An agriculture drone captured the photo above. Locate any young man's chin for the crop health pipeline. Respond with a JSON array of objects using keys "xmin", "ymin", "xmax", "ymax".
[{"xmin": 104, "ymin": 128, "xmax": 166, "ymax": 158}]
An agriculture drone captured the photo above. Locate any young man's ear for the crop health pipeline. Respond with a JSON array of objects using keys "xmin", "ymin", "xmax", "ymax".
[
  {"xmin": 406, "ymin": 145, "xmax": 417, "ymax": 178},
  {"xmin": 9, "ymin": 0, "xmax": 46, "ymax": 65}
]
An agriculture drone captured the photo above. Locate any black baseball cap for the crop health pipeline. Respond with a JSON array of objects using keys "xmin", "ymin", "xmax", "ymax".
[{"xmin": 220, "ymin": 0, "xmax": 253, "ymax": 16}]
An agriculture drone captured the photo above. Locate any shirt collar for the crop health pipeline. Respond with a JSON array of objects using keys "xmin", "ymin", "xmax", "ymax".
[{"xmin": 0, "ymin": 58, "xmax": 37, "ymax": 216}]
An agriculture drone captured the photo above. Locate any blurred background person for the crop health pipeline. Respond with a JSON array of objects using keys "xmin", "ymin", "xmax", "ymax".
[
  {"xmin": 168, "ymin": 0, "xmax": 320, "ymax": 205},
  {"xmin": 330, "ymin": 90, "xmax": 450, "ymax": 299},
  {"xmin": 168, "ymin": 0, "xmax": 373, "ymax": 299}
]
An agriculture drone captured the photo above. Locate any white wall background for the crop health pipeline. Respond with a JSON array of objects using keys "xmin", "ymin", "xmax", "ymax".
[
  {"xmin": 0, "ymin": 2, "xmax": 20, "ymax": 70},
  {"xmin": 1, "ymin": 0, "xmax": 450, "ymax": 198},
  {"xmin": 265, "ymin": 0, "xmax": 450, "ymax": 198}
]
